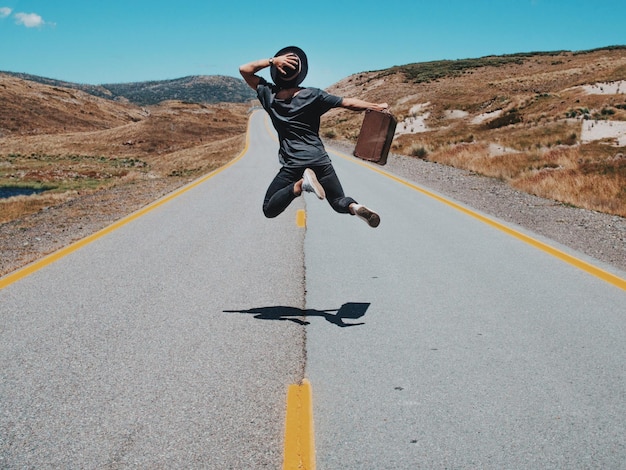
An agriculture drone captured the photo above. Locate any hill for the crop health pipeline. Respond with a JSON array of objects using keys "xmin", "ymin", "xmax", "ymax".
[
  {"xmin": 0, "ymin": 73, "xmax": 250, "ymax": 230},
  {"xmin": 102, "ymin": 75, "xmax": 256, "ymax": 105},
  {"xmin": 0, "ymin": 74, "xmax": 147, "ymax": 136},
  {"xmin": 0, "ymin": 72, "xmax": 256, "ymax": 106},
  {"xmin": 323, "ymin": 46, "xmax": 626, "ymax": 217}
]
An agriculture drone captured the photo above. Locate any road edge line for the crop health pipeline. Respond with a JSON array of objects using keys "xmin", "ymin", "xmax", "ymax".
[
  {"xmin": 283, "ymin": 379, "xmax": 315, "ymax": 470},
  {"xmin": 0, "ymin": 116, "xmax": 252, "ymax": 290},
  {"xmin": 331, "ymin": 148, "xmax": 626, "ymax": 292}
]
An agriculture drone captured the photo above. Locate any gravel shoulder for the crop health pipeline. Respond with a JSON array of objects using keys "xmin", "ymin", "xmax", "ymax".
[{"xmin": 2, "ymin": 146, "xmax": 625, "ymax": 279}]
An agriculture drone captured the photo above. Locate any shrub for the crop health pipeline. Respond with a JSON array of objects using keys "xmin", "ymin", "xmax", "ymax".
[
  {"xmin": 565, "ymin": 108, "xmax": 590, "ymax": 119},
  {"xmin": 565, "ymin": 133, "xmax": 577, "ymax": 145},
  {"xmin": 484, "ymin": 109, "xmax": 522, "ymax": 129},
  {"xmin": 410, "ymin": 145, "xmax": 428, "ymax": 159}
]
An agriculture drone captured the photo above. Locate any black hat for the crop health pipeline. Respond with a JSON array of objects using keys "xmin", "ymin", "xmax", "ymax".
[{"xmin": 270, "ymin": 46, "xmax": 308, "ymax": 88}]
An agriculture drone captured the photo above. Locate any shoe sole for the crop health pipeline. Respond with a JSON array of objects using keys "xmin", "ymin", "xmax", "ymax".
[
  {"xmin": 303, "ymin": 169, "xmax": 325, "ymax": 200},
  {"xmin": 356, "ymin": 206, "xmax": 380, "ymax": 228}
]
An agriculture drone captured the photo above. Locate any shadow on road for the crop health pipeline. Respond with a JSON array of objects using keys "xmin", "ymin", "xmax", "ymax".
[{"xmin": 223, "ymin": 302, "xmax": 370, "ymax": 327}]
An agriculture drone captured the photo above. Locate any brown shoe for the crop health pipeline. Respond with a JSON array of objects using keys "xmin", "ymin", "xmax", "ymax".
[{"xmin": 352, "ymin": 204, "xmax": 380, "ymax": 228}]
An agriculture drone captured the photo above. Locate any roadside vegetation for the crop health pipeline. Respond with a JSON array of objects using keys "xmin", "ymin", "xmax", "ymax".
[
  {"xmin": 0, "ymin": 153, "xmax": 148, "ymax": 223},
  {"xmin": 0, "ymin": 76, "xmax": 249, "ymax": 223},
  {"xmin": 0, "ymin": 131, "xmax": 246, "ymax": 224}
]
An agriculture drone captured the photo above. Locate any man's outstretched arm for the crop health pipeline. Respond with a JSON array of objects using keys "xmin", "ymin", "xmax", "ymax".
[{"xmin": 340, "ymin": 97, "xmax": 389, "ymax": 112}]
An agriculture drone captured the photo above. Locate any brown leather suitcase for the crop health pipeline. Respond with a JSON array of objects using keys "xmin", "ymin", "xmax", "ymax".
[{"xmin": 353, "ymin": 109, "xmax": 397, "ymax": 165}]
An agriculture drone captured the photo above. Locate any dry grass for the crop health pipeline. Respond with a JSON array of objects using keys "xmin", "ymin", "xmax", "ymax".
[
  {"xmin": 428, "ymin": 143, "xmax": 532, "ymax": 179},
  {"xmin": 513, "ymin": 160, "xmax": 626, "ymax": 215},
  {"xmin": 0, "ymin": 191, "xmax": 78, "ymax": 224},
  {"xmin": 426, "ymin": 143, "xmax": 626, "ymax": 216}
]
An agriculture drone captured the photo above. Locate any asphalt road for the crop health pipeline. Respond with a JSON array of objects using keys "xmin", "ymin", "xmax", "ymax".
[{"xmin": 2, "ymin": 110, "xmax": 626, "ymax": 469}]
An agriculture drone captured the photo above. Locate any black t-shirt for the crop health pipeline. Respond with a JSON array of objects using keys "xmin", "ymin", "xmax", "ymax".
[{"xmin": 257, "ymin": 78, "xmax": 343, "ymax": 167}]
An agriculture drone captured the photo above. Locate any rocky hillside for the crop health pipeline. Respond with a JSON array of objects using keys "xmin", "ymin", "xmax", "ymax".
[
  {"xmin": 325, "ymin": 47, "xmax": 626, "ymax": 142},
  {"xmin": 324, "ymin": 46, "xmax": 626, "ymax": 217},
  {"xmin": 0, "ymin": 72, "xmax": 255, "ymax": 106}
]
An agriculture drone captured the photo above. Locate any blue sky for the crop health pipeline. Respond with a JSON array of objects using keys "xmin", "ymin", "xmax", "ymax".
[{"xmin": 1, "ymin": 0, "xmax": 625, "ymax": 89}]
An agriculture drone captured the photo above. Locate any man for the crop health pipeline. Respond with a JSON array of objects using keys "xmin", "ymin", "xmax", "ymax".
[{"xmin": 239, "ymin": 46, "xmax": 389, "ymax": 227}]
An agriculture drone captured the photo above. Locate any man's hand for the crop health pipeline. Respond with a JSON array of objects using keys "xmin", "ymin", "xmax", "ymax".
[{"xmin": 273, "ymin": 53, "xmax": 299, "ymax": 76}]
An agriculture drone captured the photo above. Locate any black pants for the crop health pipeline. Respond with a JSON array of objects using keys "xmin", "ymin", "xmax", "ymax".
[{"xmin": 263, "ymin": 163, "xmax": 357, "ymax": 218}]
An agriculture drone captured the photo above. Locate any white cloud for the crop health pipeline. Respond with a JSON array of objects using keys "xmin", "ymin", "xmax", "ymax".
[
  {"xmin": 14, "ymin": 12, "xmax": 46, "ymax": 28},
  {"xmin": 0, "ymin": 7, "xmax": 12, "ymax": 18}
]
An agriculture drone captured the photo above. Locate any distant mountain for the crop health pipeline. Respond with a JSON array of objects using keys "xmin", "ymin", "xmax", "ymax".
[
  {"xmin": 0, "ymin": 72, "xmax": 256, "ymax": 105},
  {"xmin": 101, "ymin": 76, "xmax": 257, "ymax": 105}
]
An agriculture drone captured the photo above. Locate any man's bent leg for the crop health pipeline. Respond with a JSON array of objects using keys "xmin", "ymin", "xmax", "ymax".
[{"xmin": 262, "ymin": 167, "xmax": 304, "ymax": 218}]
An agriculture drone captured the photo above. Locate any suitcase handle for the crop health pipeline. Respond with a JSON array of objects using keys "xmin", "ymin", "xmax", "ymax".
[{"xmin": 366, "ymin": 108, "xmax": 395, "ymax": 118}]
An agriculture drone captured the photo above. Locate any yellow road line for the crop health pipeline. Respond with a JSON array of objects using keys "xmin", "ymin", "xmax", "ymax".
[
  {"xmin": 296, "ymin": 209, "xmax": 307, "ymax": 228},
  {"xmin": 283, "ymin": 379, "xmax": 315, "ymax": 470},
  {"xmin": 0, "ymin": 118, "xmax": 252, "ymax": 290},
  {"xmin": 331, "ymin": 149, "xmax": 626, "ymax": 292}
]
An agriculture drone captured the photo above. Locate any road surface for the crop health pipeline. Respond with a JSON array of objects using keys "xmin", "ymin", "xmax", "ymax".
[{"xmin": 2, "ymin": 110, "xmax": 625, "ymax": 468}]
